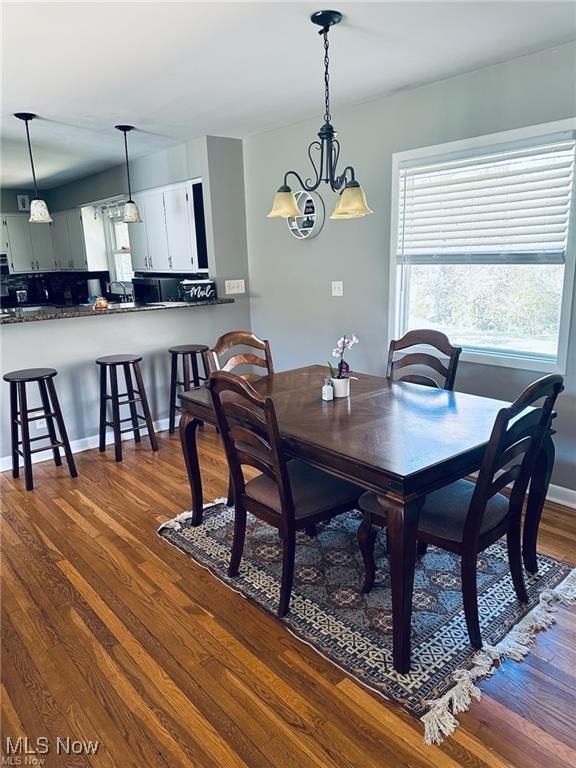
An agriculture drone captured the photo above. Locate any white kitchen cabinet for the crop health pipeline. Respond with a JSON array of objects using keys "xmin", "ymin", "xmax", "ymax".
[
  {"xmin": 164, "ymin": 186, "xmax": 196, "ymax": 271},
  {"xmin": 143, "ymin": 192, "xmax": 170, "ymax": 271},
  {"xmin": 126, "ymin": 181, "xmax": 202, "ymax": 273},
  {"xmin": 51, "ymin": 212, "xmax": 73, "ymax": 269},
  {"xmin": 66, "ymin": 209, "xmax": 87, "ymax": 270},
  {"xmin": 30, "ymin": 222, "xmax": 57, "ymax": 271},
  {"xmin": 3, "ymin": 214, "xmax": 36, "ymax": 273},
  {"xmin": 127, "ymin": 194, "xmax": 149, "ymax": 271}
]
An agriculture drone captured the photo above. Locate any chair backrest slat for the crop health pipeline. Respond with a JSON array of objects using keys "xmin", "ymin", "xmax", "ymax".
[
  {"xmin": 463, "ymin": 374, "xmax": 563, "ymax": 543},
  {"xmin": 205, "ymin": 331, "xmax": 274, "ymax": 378},
  {"xmin": 207, "ymin": 370, "xmax": 294, "ymax": 518},
  {"xmin": 387, "ymin": 329, "xmax": 461, "ymax": 390}
]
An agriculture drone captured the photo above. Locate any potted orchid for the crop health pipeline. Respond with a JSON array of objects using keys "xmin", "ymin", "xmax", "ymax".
[{"xmin": 327, "ymin": 333, "xmax": 359, "ymax": 398}]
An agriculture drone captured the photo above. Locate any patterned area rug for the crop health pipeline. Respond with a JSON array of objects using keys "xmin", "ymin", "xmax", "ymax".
[{"xmin": 158, "ymin": 501, "xmax": 575, "ymax": 743}]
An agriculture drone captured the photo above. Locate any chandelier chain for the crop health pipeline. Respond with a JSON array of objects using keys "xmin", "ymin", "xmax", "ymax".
[{"xmin": 323, "ymin": 30, "xmax": 331, "ymax": 123}]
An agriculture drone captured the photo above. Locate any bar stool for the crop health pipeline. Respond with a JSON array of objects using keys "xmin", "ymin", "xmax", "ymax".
[
  {"xmin": 168, "ymin": 344, "xmax": 209, "ymax": 434},
  {"xmin": 3, "ymin": 367, "xmax": 77, "ymax": 491},
  {"xmin": 96, "ymin": 354, "xmax": 158, "ymax": 462}
]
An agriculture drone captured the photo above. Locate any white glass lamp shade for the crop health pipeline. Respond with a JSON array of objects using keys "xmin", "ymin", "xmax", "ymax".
[
  {"xmin": 123, "ymin": 199, "xmax": 142, "ymax": 223},
  {"xmin": 329, "ymin": 182, "xmax": 373, "ymax": 219},
  {"xmin": 267, "ymin": 185, "xmax": 301, "ymax": 218},
  {"xmin": 29, "ymin": 198, "xmax": 53, "ymax": 223}
]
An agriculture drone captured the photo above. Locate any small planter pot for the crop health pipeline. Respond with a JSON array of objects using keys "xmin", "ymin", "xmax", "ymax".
[{"xmin": 331, "ymin": 377, "xmax": 350, "ymax": 398}]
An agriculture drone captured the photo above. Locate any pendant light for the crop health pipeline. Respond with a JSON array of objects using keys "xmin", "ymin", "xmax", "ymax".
[
  {"xmin": 268, "ymin": 10, "xmax": 372, "ymax": 221},
  {"xmin": 115, "ymin": 125, "xmax": 142, "ymax": 223},
  {"xmin": 14, "ymin": 113, "xmax": 53, "ymax": 223}
]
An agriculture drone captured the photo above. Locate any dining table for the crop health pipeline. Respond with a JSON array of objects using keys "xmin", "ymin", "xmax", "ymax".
[{"xmin": 178, "ymin": 364, "xmax": 556, "ymax": 674}]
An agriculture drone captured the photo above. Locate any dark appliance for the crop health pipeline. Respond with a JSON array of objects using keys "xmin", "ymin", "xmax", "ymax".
[{"xmin": 132, "ymin": 273, "xmax": 211, "ymax": 303}]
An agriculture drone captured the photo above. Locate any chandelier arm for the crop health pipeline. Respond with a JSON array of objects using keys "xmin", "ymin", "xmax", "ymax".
[
  {"xmin": 333, "ymin": 164, "xmax": 356, "ymax": 192},
  {"xmin": 327, "ymin": 138, "xmax": 341, "ymax": 189},
  {"xmin": 305, "ymin": 140, "xmax": 323, "ymax": 188},
  {"xmin": 283, "ymin": 169, "xmax": 320, "ymax": 192}
]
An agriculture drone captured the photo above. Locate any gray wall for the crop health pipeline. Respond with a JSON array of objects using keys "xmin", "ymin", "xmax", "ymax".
[
  {"xmin": 1, "ymin": 189, "xmax": 35, "ymax": 213},
  {"xmin": 243, "ymin": 42, "xmax": 576, "ymax": 490}
]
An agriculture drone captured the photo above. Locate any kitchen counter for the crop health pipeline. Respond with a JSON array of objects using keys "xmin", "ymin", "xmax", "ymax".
[{"xmin": 0, "ymin": 299, "xmax": 234, "ymax": 324}]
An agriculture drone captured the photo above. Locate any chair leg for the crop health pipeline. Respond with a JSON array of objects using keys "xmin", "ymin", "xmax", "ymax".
[
  {"xmin": 168, "ymin": 352, "xmax": 178, "ymax": 435},
  {"xmin": 38, "ymin": 379, "xmax": 62, "ymax": 466},
  {"xmin": 278, "ymin": 528, "xmax": 296, "ymax": 617},
  {"xmin": 507, "ymin": 522, "xmax": 528, "ymax": 603},
  {"xmin": 228, "ymin": 504, "xmax": 247, "ymax": 577},
  {"xmin": 46, "ymin": 378, "xmax": 77, "ymax": 479},
  {"xmin": 132, "ymin": 361, "xmax": 158, "ymax": 452},
  {"xmin": 17, "ymin": 382, "xmax": 33, "ymax": 491},
  {"xmin": 417, "ymin": 540, "xmax": 428, "ymax": 557},
  {"xmin": 98, "ymin": 364, "xmax": 107, "ymax": 452},
  {"xmin": 123, "ymin": 363, "xmax": 141, "ymax": 443},
  {"xmin": 461, "ymin": 554, "xmax": 482, "ymax": 649},
  {"xmin": 226, "ymin": 473, "xmax": 234, "ymax": 507},
  {"xmin": 9, "ymin": 382, "xmax": 19, "ymax": 478},
  {"xmin": 357, "ymin": 512, "xmax": 378, "ymax": 593}
]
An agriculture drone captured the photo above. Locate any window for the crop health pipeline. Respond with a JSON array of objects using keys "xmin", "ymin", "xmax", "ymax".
[
  {"xmin": 390, "ymin": 121, "xmax": 576, "ymax": 372},
  {"xmin": 106, "ymin": 206, "xmax": 134, "ymax": 282}
]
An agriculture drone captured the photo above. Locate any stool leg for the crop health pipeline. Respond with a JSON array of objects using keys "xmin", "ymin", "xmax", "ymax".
[
  {"xmin": 132, "ymin": 361, "xmax": 158, "ymax": 452},
  {"xmin": 109, "ymin": 366, "xmax": 123, "ymax": 462},
  {"xmin": 46, "ymin": 378, "xmax": 77, "ymax": 479},
  {"xmin": 99, "ymin": 365, "xmax": 107, "ymax": 452},
  {"xmin": 168, "ymin": 352, "xmax": 178, "ymax": 435},
  {"xmin": 9, "ymin": 382, "xmax": 19, "ymax": 478},
  {"xmin": 38, "ymin": 379, "xmax": 62, "ymax": 467},
  {"xmin": 18, "ymin": 381, "xmax": 34, "ymax": 491},
  {"xmin": 123, "ymin": 363, "xmax": 141, "ymax": 443},
  {"xmin": 183, "ymin": 353, "xmax": 191, "ymax": 391},
  {"xmin": 191, "ymin": 352, "xmax": 201, "ymax": 388}
]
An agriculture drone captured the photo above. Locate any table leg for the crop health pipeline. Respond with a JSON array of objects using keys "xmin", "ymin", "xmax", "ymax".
[
  {"xmin": 386, "ymin": 495, "xmax": 424, "ymax": 674},
  {"xmin": 357, "ymin": 512, "xmax": 378, "ymax": 593},
  {"xmin": 523, "ymin": 431, "xmax": 555, "ymax": 574},
  {"xmin": 179, "ymin": 411, "xmax": 204, "ymax": 525}
]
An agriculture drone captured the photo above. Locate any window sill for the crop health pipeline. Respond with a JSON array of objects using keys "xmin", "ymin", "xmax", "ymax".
[{"xmin": 459, "ymin": 349, "xmax": 563, "ymax": 374}]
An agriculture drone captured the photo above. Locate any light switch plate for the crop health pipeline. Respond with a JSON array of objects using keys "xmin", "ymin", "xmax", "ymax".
[
  {"xmin": 332, "ymin": 281, "xmax": 344, "ymax": 297},
  {"xmin": 225, "ymin": 279, "xmax": 246, "ymax": 295}
]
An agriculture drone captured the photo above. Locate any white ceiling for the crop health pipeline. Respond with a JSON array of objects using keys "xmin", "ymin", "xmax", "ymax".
[{"xmin": 2, "ymin": 1, "xmax": 575, "ymax": 189}]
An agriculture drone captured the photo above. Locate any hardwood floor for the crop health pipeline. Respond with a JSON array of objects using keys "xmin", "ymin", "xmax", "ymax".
[{"xmin": 1, "ymin": 427, "xmax": 575, "ymax": 767}]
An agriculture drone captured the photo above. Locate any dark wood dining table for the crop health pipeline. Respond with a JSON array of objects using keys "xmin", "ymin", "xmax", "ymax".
[{"xmin": 178, "ymin": 364, "xmax": 555, "ymax": 674}]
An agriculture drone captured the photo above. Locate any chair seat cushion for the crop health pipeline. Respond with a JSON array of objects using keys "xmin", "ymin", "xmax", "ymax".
[
  {"xmin": 245, "ymin": 460, "xmax": 362, "ymax": 520},
  {"xmin": 359, "ymin": 479, "xmax": 509, "ymax": 543}
]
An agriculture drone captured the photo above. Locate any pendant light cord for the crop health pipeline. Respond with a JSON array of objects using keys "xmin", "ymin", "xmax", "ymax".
[
  {"xmin": 123, "ymin": 130, "xmax": 133, "ymax": 199},
  {"xmin": 23, "ymin": 119, "xmax": 39, "ymax": 198},
  {"xmin": 323, "ymin": 29, "xmax": 331, "ymax": 124}
]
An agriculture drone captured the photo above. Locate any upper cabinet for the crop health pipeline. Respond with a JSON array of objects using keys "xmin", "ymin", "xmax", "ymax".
[
  {"xmin": 128, "ymin": 180, "xmax": 207, "ymax": 273},
  {"xmin": 2, "ymin": 214, "xmax": 57, "ymax": 273}
]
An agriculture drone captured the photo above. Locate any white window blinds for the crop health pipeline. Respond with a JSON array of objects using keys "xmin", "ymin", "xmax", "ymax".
[{"xmin": 396, "ymin": 132, "xmax": 575, "ymax": 265}]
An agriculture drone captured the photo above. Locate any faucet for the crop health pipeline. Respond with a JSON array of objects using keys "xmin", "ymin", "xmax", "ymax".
[{"xmin": 107, "ymin": 281, "xmax": 129, "ymax": 301}]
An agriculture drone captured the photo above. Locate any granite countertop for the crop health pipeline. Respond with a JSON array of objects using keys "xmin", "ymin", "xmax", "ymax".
[{"xmin": 0, "ymin": 299, "xmax": 234, "ymax": 324}]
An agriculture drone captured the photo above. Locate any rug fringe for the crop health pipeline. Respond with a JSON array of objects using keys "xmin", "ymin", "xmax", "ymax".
[
  {"xmin": 157, "ymin": 498, "xmax": 228, "ymax": 532},
  {"xmin": 421, "ymin": 567, "xmax": 576, "ymax": 745}
]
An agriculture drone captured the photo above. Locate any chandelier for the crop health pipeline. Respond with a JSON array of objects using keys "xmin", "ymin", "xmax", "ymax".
[{"xmin": 268, "ymin": 10, "xmax": 372, "ymax": 221}]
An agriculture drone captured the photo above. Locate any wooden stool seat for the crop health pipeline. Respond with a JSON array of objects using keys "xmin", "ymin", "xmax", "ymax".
[
  {"xmin": 168, "ymin": 344, "xmax": 208, "ymax": 434},
  {"xmin": 168, "ymin": 344, "xmax": 209, "ymax": 355},
  {"xmin": 96, "ymin": 354, "xmax": 142, "ymax": 366},
  {"xmin": 4, "ymin": 367, "xmax": 77, "ymax": 491},
  {"xmin": 3, "ymin": 367, "xmax": 57, "ymax": 382},
  {"xmin": 97, "ymin": 355, "xmax": 158, "ymax": 461}
]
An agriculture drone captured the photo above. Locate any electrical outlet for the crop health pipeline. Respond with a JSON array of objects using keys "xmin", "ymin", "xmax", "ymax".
[
  {"xmin": 331, "ymin": 281, "xmax": 344, "ymax": 297},
  {"xmin": 225, "ymin": 279, "xmax": 246, "ymax": 295},
  {"xmin": 36, "ymin": 419, "xmax": 47, "ymax": 431}
]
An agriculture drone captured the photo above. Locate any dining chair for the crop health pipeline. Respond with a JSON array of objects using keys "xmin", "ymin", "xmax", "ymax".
[
  {"xmin": 387, "ymin": 329, "xmax": 462, "ymax": 390},
  {"xmin": 204, "ymin": 330, "xmax": 274, "ymax": 380},
  {"xmin": 357, "ymin": 373, "xmax": 564, "ymax": 649},
  {"xmin": 208, "ymin": 370, "xmax": 363, "ymax": 617}
]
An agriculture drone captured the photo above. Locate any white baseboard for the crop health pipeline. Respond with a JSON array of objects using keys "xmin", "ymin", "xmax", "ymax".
[
  {"xmin": 0, "ymin": 417, "xmax": 170, "ymax": 472},
  {"xmin": 2, "ymin": 425, "xmax": 575, "ymax": 510},
  {"xmin": 545, "ymin": 483, "xmax": 576, "ymax": 509}
]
